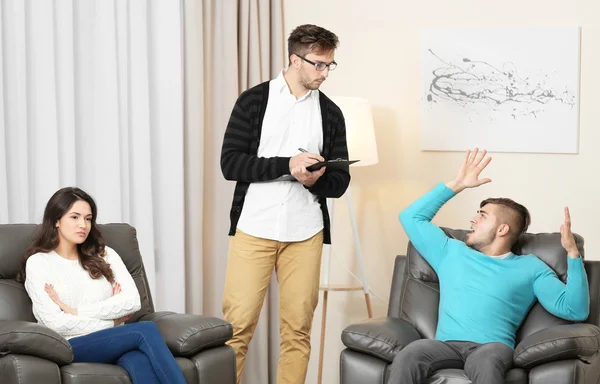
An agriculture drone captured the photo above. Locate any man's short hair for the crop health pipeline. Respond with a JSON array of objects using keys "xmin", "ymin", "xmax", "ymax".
[
  {"xmin": 287, "ymin": 24, "xmax": 339, "ymax": 62},
  {"xmin": 480, "ymin": 197, "xmax": 531, "ymax": 244}
]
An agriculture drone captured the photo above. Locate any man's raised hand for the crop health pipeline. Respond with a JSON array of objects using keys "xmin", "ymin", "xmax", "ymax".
[
  {"xmin": 446, "ymin": 148, "xmax": 492, "ymax": 193},
  {"xmin": 561, "ymin": 206, "xmax": 580, "ymax": 259}
]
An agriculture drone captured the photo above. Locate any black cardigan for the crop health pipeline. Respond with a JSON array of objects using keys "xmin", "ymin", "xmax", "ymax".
[{"xmin": 220, "ymin": 81, "xmax": 351, "ymax": 244}]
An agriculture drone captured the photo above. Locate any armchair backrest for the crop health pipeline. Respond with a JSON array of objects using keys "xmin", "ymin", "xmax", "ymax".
[
  {"xmin": 391, "ymin": 227, "xmax": 600, "ymax": 345},
  {"xmin": 0, "ymin": 223, "xmax": 154, "ymax": 322}
]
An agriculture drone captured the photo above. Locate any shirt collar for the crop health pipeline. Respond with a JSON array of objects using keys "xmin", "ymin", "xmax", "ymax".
[
  {"xmin": 488, "ymin": 252, "xmax": 512, "ymax": 259},
  {"xmin": 275, "ymin": 69, "xmax": 319, "ymax": 100}
]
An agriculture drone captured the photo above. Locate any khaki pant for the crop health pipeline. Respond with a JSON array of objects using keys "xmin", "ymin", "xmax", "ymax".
[{"xmin": 222, "ymin": 229, "xmax": 324, "ymax": 384}]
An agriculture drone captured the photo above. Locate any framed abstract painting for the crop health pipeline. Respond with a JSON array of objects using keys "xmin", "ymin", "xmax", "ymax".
[{"xmin": 420, "ymin": 27, "xmax": 580, "ymax": 154}]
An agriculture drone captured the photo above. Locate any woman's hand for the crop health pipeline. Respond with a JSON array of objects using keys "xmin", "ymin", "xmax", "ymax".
[
  {"xmin": 114, "ymin": 314, "xmax": 133, "ymax": 326},
  {"xmin": 112, "ymin": 282, "xmax": 122, "ymax": 295},
  {"xmin": 45, "ymin": 283, "xmax": 77, "ymax": 315}
]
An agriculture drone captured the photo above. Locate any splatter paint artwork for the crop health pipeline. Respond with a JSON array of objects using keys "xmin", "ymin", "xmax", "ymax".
[{"xmin": 420, "ymin": 27, "xmax": 580, "ymax": 153}]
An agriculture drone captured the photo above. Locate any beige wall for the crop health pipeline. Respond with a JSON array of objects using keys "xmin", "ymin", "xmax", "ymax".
[{"xmin": 284, "ymin": 0, "xmax": 600, "ymax": 382}]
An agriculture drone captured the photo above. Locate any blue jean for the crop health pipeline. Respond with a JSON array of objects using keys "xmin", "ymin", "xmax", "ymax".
[{"xmin": 68, "ymin": 321, "xmax": 186, "ymax": 384}]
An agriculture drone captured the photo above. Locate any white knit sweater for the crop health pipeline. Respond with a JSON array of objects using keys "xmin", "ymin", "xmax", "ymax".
[{"xmin": 24, "ymin": 246, "xmax": 141, "ymax": 339}]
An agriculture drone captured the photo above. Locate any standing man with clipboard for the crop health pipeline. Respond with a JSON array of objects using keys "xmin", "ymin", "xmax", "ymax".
[{"xmin": 220, "ymin": 24, "xmax": 351, "ymax": 384}]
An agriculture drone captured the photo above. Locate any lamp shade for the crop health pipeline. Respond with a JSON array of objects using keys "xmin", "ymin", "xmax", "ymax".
[{"xmin": 331, "ymin": 97, "xmax": 379, "ymax": 167}]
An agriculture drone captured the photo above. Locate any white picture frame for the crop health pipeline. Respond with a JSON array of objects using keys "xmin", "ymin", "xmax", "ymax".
[{"xmin": 420, "ymin": 27, "xmax": 581, "ymax": 154}]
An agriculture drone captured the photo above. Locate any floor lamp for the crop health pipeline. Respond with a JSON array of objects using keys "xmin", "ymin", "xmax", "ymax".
[{"xmin": 317, "ymin": 97, "xmax": 379, "ymax": 384}]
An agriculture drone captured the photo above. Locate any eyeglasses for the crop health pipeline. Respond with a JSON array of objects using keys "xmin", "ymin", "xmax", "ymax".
[{"xmin": 297, "ymin": 55, "xmax": 337, "ymax": 71}]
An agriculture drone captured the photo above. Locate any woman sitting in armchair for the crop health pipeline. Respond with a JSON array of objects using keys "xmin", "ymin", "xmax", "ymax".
[{"xmin": 16, "ymin": 187, "xmax": 185, "ymax": 384}]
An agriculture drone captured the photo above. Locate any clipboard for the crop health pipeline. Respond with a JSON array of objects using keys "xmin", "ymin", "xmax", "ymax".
[{"xmin": 306, "ymin": 159, "xmax": 360, "ymax": 172}]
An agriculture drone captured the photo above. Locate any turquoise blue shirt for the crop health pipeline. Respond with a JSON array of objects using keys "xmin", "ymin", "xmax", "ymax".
[{"xmin": 399, "ymin": 183, "xmax": 590, "ymax": 348}]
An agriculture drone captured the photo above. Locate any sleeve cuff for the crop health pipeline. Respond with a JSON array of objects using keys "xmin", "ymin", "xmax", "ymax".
[
  {"xmin": 275, "ymin": 157, "xmax": 291, "ymax": 176},
  {"xmin": 437, "ymin": 182, "xmax": 457, "ymax": 198},
  {"xmin": 568, "ymin": 256, "xmax": 584, "ymax": 266}
]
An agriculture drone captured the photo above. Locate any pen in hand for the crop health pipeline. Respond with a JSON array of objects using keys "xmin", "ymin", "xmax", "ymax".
[
  {"xmin": 298, "ymin": 148, "xmax": 324, "ymax": 162},
  {"xmin": 297, "ymin": 147, "xmax": 326, "ymax": 172}
]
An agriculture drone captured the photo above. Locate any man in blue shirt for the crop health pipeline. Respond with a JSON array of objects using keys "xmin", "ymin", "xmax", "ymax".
[{"xmin": 388, "ymin": 148, "xmax": 589, "ymax": 384}]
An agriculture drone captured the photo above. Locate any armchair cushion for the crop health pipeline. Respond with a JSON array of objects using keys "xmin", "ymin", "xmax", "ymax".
[
  {"xmin": 513, "ymin": 323, "xmax": 600, "ymax": 369},
  {"xmin": 0, "ymin": 320, "xmax": 73, "ymax": 365},
  {"xmin": 141, "ymin": 311, "xmax": 233, "ymax": 357},
  {"xmin": 341, "ymin": 316, "xmax": 421, "ymax": 363}
]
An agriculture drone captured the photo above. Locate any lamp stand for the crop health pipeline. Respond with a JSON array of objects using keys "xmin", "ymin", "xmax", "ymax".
[{"xmin": 317, "ymin": 188, "xmax": 373, "ymax": 384}]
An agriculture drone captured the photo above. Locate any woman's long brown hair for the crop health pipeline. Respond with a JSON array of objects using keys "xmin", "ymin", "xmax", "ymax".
[{"xmin": 16, "ymin": 187, "xmax": 115, "ymax": 284}]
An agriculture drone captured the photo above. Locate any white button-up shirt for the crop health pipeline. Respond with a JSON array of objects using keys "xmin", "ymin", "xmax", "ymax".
[{"xmin": 237, "ymin": 70, "xmax": 324, "ymax": 242}]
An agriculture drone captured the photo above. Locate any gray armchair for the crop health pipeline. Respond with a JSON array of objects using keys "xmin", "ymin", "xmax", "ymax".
[
  {"xmin": 340, "ymin": 228, "xmax": 600, "ymax": 384},
  {"xmin": 0, "ymin": 223, "xmax": 236, "ymax": 384}
]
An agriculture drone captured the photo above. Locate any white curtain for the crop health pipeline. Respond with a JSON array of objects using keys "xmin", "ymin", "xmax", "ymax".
[
  {"xmin": 1, "ymin": 0, "xmax": 288, "ymax": 381},
  {"xmin": 0, "ymin": 0, "xmax": 186, "ymax": 313}
]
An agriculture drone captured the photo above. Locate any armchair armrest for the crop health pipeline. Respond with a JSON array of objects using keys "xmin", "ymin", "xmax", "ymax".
[
  {"xmin": 0, "ymin": 320, "xmax": 73, "ymax": 365},
  {"xmin": 513, "ymin": 323, "xmax": 600, "ymax": 369},
  {"xmin": 341, "ymin": 316, "xmax": 422, "ymax": 363},
  {"xmin": 140, "ymin": 311, "xmax": 233, "ymax": 357},
  {"xmin": 0, "ymin": 354, "xmax": 62, "ymax": 384}
]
